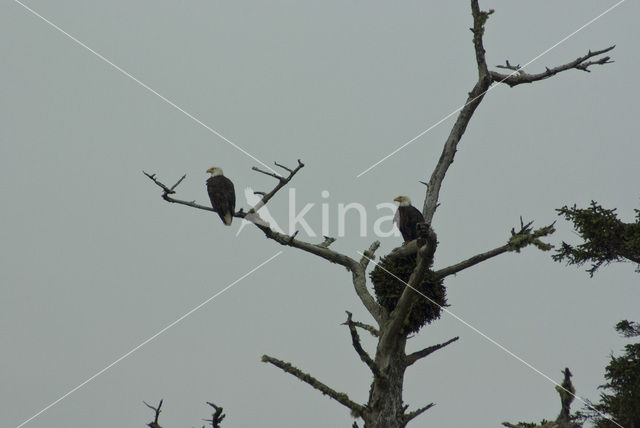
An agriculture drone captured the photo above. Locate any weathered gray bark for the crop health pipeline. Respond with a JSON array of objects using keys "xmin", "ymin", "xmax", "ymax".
[{"xmin": 365, "ymin": 336, "xmax": 409, "ymax": 428}]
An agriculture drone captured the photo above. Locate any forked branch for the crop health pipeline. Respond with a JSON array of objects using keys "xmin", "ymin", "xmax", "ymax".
[
  {"xmin": 144, "ymin": 172, "xmax": 214, "ymax": 212},
  {"xmin": 144, "ymin": 399, "xmax": 163, "ymax": 428},
  {"xmin": 491, "ymin": 46, "xmax": 615, "ymax": 87},
  {"xmin": 248, "ymin": 159, "xmax": 304, "ymax": 214}
]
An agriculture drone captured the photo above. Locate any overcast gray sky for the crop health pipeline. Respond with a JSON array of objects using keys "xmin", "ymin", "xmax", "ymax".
[{"xmin": 2, "ymin": 1, "xmax": 639, "ymax": 427}]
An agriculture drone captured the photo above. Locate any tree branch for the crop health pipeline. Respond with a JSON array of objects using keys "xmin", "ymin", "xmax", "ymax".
[
  {"xmin": 490, "ymin": 46, "xmax": 615, "ymax": 87},
  {"xmin": 351, "ymin": 263, "xmax": 384, "ymax": 325},
  {"xmin": 405, "ymin": 336, "xmax": 459, "ymax": 367},
  {"xmin": 144, "ymin": 171, "xmax": 215, "ymax": 213},
  {"xmin": 344, "ymin": 312, "xmax": 383, "ymax": 378},
  {"xmin": 261, "ymin": 354, "xmax": 366, "ymax": 417},
  {"xmin": 144, "ymin": 399, "xmax": 163, "ymax": 428},
  {"xmin": 436, "ymin": 244, "xmax": 510, "ymax": 279},
  {"xmin": 422, "ymin": 2, "xmax": 494, "ymax": 223},
  {"xmin": 434, "ymin": 219, "xmax": 555, "ymax": 279},
  {"xmin": 145, "ymin": 161, "xmax": 363, "ymax": 274},
  {"xmin": 470, "ymin": 0, "xmax": 493, "ymax": 79},
  {"xmin": 403, "ymin": 402, "xmax": 435, "ymax": 424},
  {"xmin": 351, "ymin": 241, "xmax": 385, "ymax": 324},
  {"xmin": 342, "ymin": 317, "xmax": 379, "ymax": 338}
]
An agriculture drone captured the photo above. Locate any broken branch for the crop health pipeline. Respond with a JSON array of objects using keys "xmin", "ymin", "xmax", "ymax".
[
  {"xmin": 344, "ymin": 311, "xmax": 383, "ymax": 377},
  {"xmin": 405, "ymin": 336, "xmax": 459, "ymax": 366},
  {"xmin": 262, "ymin": 354, "xmax": 366, "ymax": 417}
]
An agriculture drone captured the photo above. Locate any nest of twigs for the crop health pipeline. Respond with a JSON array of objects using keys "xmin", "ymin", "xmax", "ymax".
[{"xmin": 370, "ymin": 253, "xmax": 447, "ymax": 334}]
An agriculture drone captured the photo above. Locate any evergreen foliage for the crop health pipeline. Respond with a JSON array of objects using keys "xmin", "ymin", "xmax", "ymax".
[
  {"xmin": 585, "ymin": 321, "xmax": 640, "ymax": 428},
  {"xmin": 554, "ymin": 201, "xmax": 640, "ymax": 276}
]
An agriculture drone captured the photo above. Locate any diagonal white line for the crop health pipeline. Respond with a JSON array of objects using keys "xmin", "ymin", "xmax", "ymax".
[
  {"xmin": 14, "ymin": 251, "xmax": 283, "ymax": 428},
  {"xmin": 356, "ymin": 0, "xmax": 625, "ymax": 178},
  {"xmin": 13, "ymin": 0, "xmax": 277, "ymax": 174},
  {"xmin": 357, "ymin": 250, "xmax": 623, "ymax": 428}
]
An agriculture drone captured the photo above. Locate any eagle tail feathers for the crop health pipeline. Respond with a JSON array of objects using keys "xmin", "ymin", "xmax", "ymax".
[{"xmin": 223, "ymin": 213, "xmax": 233, "ymax": 226}]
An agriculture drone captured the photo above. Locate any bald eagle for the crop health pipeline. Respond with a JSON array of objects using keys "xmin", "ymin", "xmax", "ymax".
[
  {"xmin": 394, "ymin": 196, "xmax": 424, "ymax": 244},
  {"xmin": 206, "ymin": 167, "xmax": 236, "ymax": 226}
]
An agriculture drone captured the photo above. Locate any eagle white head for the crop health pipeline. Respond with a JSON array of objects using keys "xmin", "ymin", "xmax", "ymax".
[
  {"xmin": 206, "ymin": 166, "xmax": 224, "ymax": 177},
  {"xmin": 393, "ymin": 195, "xmax": 412, "ymax": 207}
]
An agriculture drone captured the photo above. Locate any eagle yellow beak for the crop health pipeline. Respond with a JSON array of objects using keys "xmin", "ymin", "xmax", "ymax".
[
  {"xmin": 393, "ymin": 196, "xmax": 402, "ymax": 202},
  {"xmin": 206, "ymin": 168, "xmax": 213, "ymax": 173}
]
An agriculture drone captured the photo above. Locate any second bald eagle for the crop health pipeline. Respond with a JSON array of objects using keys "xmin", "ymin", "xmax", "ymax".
[
  {"xmin": 206, "ymin": 166, "xmax": 236, "ymax": 226},
  {"xmin": 394, "ymin": 195, "xmax": 424, "ymax": 245}
]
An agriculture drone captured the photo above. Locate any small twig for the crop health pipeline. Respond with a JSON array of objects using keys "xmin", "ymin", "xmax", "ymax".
[
  {"xmin": 274, "ymin": 161, "xmax": 293, "ymax": 173},
  {"xmin": 288, "ymin": 230, "xmax": 299, "ymax": 244},
  {"xmin": 247, "ymin": 160, "xmax": 305, "ymax": 215},
  {"xmin": 144, "ymin": 399, "xmax": 163, "ymax": 428},
  {"xmin": 496, "ymin": 59, "xmax": 524, "ymax": 73},
  {"xmin": 316, "ymin": 235, "xmax": 336, "ymax": 248},
  {"xmin": 143, "ymin": 171, "xmax": 173, "ymax": 194},
  {"xmin": 253, "ymin": 191, "xmax": 267, "ymax": 196},
  {"xmin": 404, "ymin": 402, "xmax": 435, "ymax": 423},
  {"xmin": 342, "ymin": 317, "xmax": 379, "ymax": 338},
  {"xmin": 252, "ymin": 166, "xmax": 284, "ymax": 181},
  {"xmin": 169, "ymin": 174, "xmax": 186, "ymax": 192},
  {"xmin": 203, "ymin": 401, "xmax": 226, "ymax": 428}
]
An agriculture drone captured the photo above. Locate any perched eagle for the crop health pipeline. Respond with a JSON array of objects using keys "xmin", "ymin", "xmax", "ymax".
[
  {"xmin": 393, "ymin": 196, "xmax": 425, "ymax": 244},
  {"xmin": 206, "ymin": 166, "xmax": 236, "ymax": 226}
]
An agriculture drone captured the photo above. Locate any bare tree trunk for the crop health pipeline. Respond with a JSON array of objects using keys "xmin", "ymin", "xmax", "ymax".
[{"xmin": 365, "ymin": 336, "xmax": 408, "ymax": 428}]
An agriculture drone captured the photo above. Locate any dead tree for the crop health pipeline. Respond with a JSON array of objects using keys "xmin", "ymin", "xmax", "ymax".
[{"xmin": 144, "ymin": 1, "xmax": 614, "ymax": 427}]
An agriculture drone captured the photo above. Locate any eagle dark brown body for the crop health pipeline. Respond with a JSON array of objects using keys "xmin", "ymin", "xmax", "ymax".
[{"xmin": 206, "ymin": 168, "xmax": 236, "ymax": 226}]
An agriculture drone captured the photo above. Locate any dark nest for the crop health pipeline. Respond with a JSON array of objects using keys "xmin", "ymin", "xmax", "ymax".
[{"xmin": 370, "ymin": 253, "xmax": 447, "ymax": 334}]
